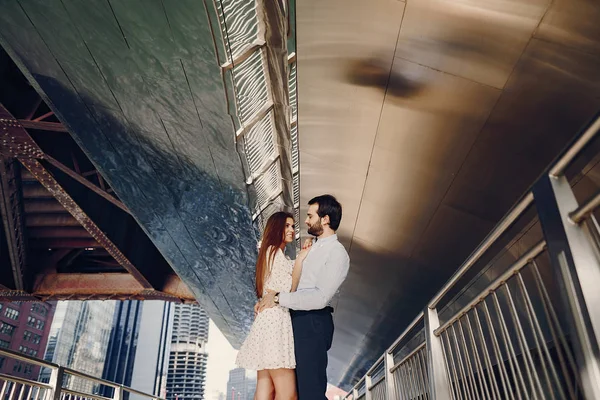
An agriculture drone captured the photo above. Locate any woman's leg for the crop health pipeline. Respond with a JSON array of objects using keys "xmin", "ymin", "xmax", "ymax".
[
  {"xmin": 254, "ymin": 370, "xmax": 275, "ymax": 400},
  {"xmin": 268, "ymin": 369, "xmax": 297, "ymax": 400}
]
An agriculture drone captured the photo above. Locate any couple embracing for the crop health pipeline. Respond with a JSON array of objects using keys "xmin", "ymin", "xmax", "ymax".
[{"xmin": 236, "ymin": 194, "xmax": 350, "ymax": 400}]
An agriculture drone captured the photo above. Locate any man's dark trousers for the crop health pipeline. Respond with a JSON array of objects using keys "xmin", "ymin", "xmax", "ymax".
[{"xmin": 290, "ymin": 307, "xmax": 334, "ymax": 400}]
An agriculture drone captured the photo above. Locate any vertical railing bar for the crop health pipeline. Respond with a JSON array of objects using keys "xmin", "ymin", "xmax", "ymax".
[
  {"xmin": 10, "ymin": 381, "xmax": 18, "ymax": 400},
  {"xmin": 516, "ymin": 270, "xmax": 561, "ymax": 400},
  {"xmin": 417, "ymin": 349, "xmax": 431, "ymax": 399},
  {"xmin": 398, "ymin": 365, "xmax": 409, "ymax": 400},
  {"xmin": 1, "ymin": 380, "xmax": 8, "ymax": 400},
  {"xmin": 442, "ymin": 330, "xmax": 463, "ymax": 400},
  {"xmin": 456, "ymin": 318, "xmax": 481, "ymax": 398},
  {"xmin": 491, "ymin": 291, "xmax": 529, "ymax": 399},
  {"xmin": 503, "ymin": 283, "xmax": 546, "ymax": 399},
  {"xmin": 464, "ymin": 312, "xmax": 492, "ymax": 399},
  {"xmin": 480, "ymin": 301, "xmax": 514, "ymax": 400},
  {"xmin": 393, "ymin": 368, "xmax": 405, "ymax": 400},
  {"xmin": 405, "ymin": 357, "xmax": 417, "ymax": 399},
  {"xmin": 450, "ymin": 324, "xmax": 474, "ymax": 400},
  {"xmin": 415, "ymin": 353, "xmax": 428, "ymax": 399},
  {"xmin": 439, "ymin": 332, "xmax": 456, "ymax": 400},
  {"xmin": 531, "ymin": 260, "xmax": 579, "ymax": 398},
  {"xmin": 18, "ymin": 384, "xmax": 26, "ymax": 400},
  {"xmin": 472, "ymin": 306, "xmax": 501, "ymax": 400},
  {"xmin": 412, "ymin": 352, "xmax": 426, "ymax": 396}
]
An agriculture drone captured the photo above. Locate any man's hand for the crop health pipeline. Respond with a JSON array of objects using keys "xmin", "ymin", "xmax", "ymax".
[{"xmin": 257, "ymin": 289, "xmax": 277, "ymax": 313}]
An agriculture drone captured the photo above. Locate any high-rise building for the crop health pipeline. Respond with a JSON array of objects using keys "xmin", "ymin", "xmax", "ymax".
[
  {"xmin": 130, "ymin": 301, "xmax": 174, "ymax": 400},
  {"xmin": 226, "ymin": 368, "xmax": 256, "ymax": 400},
  {"xmin": 42, "ymin": 301, "xmax": 116, "ymax": 392},
  {"xmin": 0, "ymin": 301, "xmax": 55, "ymax": 379},
  {"xmin": 166, "ymin": 304, "xmax": 209, "ymax": 400}
]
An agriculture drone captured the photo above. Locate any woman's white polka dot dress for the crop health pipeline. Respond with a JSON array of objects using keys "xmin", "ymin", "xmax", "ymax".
[{"xmin": 236, "ymin": 247, "xmax": 296, "ymax": 370}]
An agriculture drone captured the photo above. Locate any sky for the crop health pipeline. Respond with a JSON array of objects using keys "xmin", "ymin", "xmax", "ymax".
[{"xmin": 204, "ymin": 319, "xmax": 239, "ymax": 400}]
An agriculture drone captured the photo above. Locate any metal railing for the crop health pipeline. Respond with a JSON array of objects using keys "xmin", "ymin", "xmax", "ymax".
[
  {"xmin": 345, "ymin": 115, "xmax": 600, "ymax": 400},
  {"xmin": 0, "ymin": 349, "xmax": 163, "ymax": 400}
]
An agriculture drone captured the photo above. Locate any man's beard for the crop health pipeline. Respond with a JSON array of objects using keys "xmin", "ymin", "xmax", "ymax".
[{"xmin": 307, "ymin": 220, "xmax": 324, "ymax": 236}]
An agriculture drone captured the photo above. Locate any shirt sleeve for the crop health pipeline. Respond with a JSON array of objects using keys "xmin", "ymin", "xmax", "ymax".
[{"xmin": 278, "ymin": 246, "xmax": 349, "ymax": 310}]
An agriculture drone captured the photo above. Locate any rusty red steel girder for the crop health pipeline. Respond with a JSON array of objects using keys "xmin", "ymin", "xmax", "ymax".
[
  {"xmin": 0, "ymin": 105, "xmax": 129, "ymax": 214},
  {"xmin": 0, "ymin": 104, "xmax": 153, "ymax": 290}
]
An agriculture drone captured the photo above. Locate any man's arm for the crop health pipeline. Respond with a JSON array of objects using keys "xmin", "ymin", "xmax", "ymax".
[{"xmin": 278, "ymin": 247, "xmax": 349, "ymax": 310}]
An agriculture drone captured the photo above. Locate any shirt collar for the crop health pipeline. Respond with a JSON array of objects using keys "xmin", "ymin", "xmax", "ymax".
[{"xmin": 315, "ymin": 234, "xmax": 338, "ymax": 244}]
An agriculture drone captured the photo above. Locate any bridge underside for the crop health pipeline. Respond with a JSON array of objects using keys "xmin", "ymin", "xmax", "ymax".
[
  {"xmin": 1, "ymin": 0, "xmax": 600, "ymax": 390},
  {"xmin": 295, "ymin": 0, "xmax": 600, "ymax": 387}
]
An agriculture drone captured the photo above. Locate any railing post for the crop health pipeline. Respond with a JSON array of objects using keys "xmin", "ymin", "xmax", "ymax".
[
  {"xmin": 385, "ymin": 352, "xmax": 396, "ymax": 400},
  {"xmin": 365, "ymin": 375, "xmax": 373, "ymax": 400},
  {"xmin": 48, "ymin": 366, "xmax": 65, "ymax": 400},
  {"xmin": 424, "ymin": 307, "xmax": 452, "ymax": 400},
  {"xmin": 113, "ymin": 385, "xmax": 124, "ymax": 400},
  {"xmin": 352, "ymin": 388, "xmax": 359, "ymax": 400},
  {"xmin": 534, "ymin": 174, "xmax": 600, "ymax": 399}
]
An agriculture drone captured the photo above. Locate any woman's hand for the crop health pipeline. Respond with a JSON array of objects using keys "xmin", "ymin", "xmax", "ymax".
[{"xmin": 302, "ymin": 238, "xmax": 313, "ymax": 250}]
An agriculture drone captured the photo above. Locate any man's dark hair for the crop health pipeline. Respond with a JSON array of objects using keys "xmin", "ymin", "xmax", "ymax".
[{"xmin": 309, "ymin": 194, "xmax": 343, "ymax": 231}]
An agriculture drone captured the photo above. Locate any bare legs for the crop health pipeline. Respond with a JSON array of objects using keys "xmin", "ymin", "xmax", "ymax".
[
  {"xmin": 270, "ymin": 369, "xmax": 297, "ymax": 400},
  {"xmin": 254, "ymin": 369, "xmax": 297, "ymax": 400},
  {"xmin": 254, "ymin": 370, "xmax": 274, "ymax": 400}
]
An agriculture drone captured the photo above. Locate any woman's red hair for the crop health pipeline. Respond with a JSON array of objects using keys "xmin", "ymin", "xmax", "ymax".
[{"xmin": 255, "ymin": 211, "xmax": 293, "ymax": 298}]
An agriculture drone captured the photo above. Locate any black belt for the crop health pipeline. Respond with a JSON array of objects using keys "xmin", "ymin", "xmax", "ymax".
[{"xmin": 290, "ymin": 306, "xmax": 334, "ymax": 316}]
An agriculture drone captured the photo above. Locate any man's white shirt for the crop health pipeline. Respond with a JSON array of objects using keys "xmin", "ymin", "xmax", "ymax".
[{"xmin": 278, "ymin": 234, "xmax": 350, "ymax": 311}]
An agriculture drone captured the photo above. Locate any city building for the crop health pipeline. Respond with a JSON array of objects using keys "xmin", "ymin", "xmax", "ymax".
[
  {"xmin": 125, "ymin": 301, "xmax": 174, "ymax": 400},
  {"xmin": 166, "ymin": 304, "xmax": 209, "ymax": 400},
  {"xmin": 226, "ymin": 368, "xmax": 256, "ymax": 400},
  {"xmin": 0, "ymin": 301, "xmax": 55, "ymax": 379},
  {"xmin": 42, "ymin": 301, "xmax": 116, "ymax": 392}
]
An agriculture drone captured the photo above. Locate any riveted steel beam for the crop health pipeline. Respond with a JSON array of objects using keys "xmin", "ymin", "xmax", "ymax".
[{"xmin": 20, "ymin": 157, "xmax": 153, "ymax": 289}]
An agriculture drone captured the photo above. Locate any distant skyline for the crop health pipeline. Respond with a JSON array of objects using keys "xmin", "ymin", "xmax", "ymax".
[{"xmin": 204, "ymin": 320, "xmax": 239, "ymax": 400}]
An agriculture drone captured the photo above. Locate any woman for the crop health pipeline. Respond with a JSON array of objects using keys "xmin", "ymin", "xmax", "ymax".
[{"xmin": 236, "ymin": 212, "xmax": 309, "ymax": 400}]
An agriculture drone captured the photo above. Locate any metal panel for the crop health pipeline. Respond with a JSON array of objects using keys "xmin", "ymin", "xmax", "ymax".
[{"xmin": 395, "ymin": 0, "xmax": 550, "ymax": 88}]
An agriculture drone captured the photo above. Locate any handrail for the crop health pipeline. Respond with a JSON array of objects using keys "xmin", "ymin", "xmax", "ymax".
[
  {"xmin": 60, "ymin": 389, "xmax": 112, "ymax": 400},
  {"xmin": 0, "ymin": 348, "xmax": 59, "ymax": 368},
  {"xmin": 386, "ymin": 312, "xmax": 424, "ymax": 354},
  {"xmin": 390, "ymin": 342, "xmax": 426, "ymax": 374},
  {"xmin": 0, "ymin": 348, "xmax": 164, "ymax": 400},
  {"xmin": 365, "ymin": 354, "xmax": 384, "ymax": 377},
  {"xmin": 368, "ymin": 375, "xmax": 386, "ymax": 391},
  {"xmin": 550, "ymin": 115, "xmax": 600, "ymax": 178},
  {"xmin": 433, "ymin": 240, "xmax": 546, "ymax": 336},
  {"xmin": 569, "ymin": 188, "xmax": 600, "ymax": 224},
  {"xmin": 0, "ymin": 372, "xmax": 53, "ymax": 389},
  {"xmin": 428, "ymin": 192, "xmax": 535, "ymax": 309}
]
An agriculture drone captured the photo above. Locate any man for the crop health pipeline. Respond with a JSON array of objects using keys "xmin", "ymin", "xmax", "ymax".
[{"xmin": 258, "ymin": 194, "xmax": 350, "ymax": 399}]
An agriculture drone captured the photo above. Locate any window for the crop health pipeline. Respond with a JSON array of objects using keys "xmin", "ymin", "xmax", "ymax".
[
  {"xmin": 19, "ymin": 345, "xmax": 28, "ymax": 354},
  {"xmin": 13, "ymin": 362, "xmax": 22, "ymax": 373},
  {"xmin": 0, "ymin": 322, "xmax": 15, "ymax": 336},
  {"xmin": 33, "ymin": 334, "xmax": 41, "ymax": 344},
  {"xmin": 24, "ymin": 364, "xmax": 32, "ymax": 375},
  {"xmin": 30, "ymin": 350, "xmax": 38, "ymax": 357},
  {"xmin": 0, "ymin": 357, "xmax": 4, "ymax": 369},
  {"xmin": 4, "ymin": 308, "xmax": 19, "ymax": 320},
  {"xmin": 31, "ymin": 304, "xmax": 48, "ymax": 316},
  {"xmin": 0, "ymin": 339, "xmax": 9, "ymax": 349},
  {"xmin": 35, "ymin": 320, "xmax": 44, "ymax": 330},
  {"xmin": 23, "ymin": 331, "xmax": 32, "ymax": 341},
  {"xmin": 27, "ymin": 316, "xmax": 35, "ymax": 327}
]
